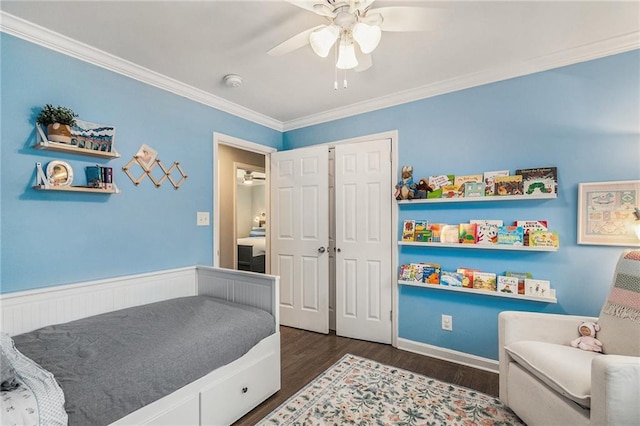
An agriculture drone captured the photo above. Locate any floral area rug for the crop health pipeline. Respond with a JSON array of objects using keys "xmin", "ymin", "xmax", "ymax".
[{"xmin": 257, "ymin": 354, "xmax": 524, "ymax": 426}]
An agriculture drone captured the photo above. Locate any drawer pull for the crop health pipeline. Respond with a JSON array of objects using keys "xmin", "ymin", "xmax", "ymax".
[{"xmin": 241, "ymin": 387, "xmax": 248, "ymax": 394}]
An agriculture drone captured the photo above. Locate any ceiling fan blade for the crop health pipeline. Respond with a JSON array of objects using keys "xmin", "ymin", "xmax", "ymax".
[
  {"xmin": 354, "ymin": 51, "xmax": 372, "ymax": 72},
  {"xmin": 267, "ymin": 25, "xmax": 325, "ymax": 56},
  {"xmin": 367, "ymin": 6, "xmax": 448, "ymax": 32}
]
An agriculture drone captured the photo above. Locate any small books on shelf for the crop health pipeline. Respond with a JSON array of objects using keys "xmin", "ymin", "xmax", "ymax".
[
  {"xmin": 494, "ymin": 175, "xmax": 523, "ymax": 196},
  {"xmin": 458, "ymin": 223, "xmax": 477, "ymax": 244},
  {"xmin": 471, "ymin": 220, "xmax": 503, "ymax": 245},
  {"xmin": 484, "ymin": 170, "xmax": 509, "ymax": 196},
  {"xmin": 529, "ymin": 230, "xmax": 559, "ymax": 247},
  {"xmin": 514, "ymin": 220, "xmax": 548, "ymax": 246},
  {"xmin": 516, "ymin": 167, "xmax": 557, "ymax": 195},
  {"xmin": 525, "ymin": 279, "xmax": 551, "ymax": 297},
  {"xmin": 441, "ymin": 271, "xmax": 463, "ymax": 287},
  {"xmin": 457, "ymin": 268, "xmax": 479, "ymax": 288},
  {"xmin": 464, "ymin": 182, "xmax": 485, "ymax": 197},
  {"xmin": 414, "ymin": 221, "xmax": 431, "ymax": 242},
  {"xmin": 497, "ymin": 226, "xmax": 524, "ymax": 245},
  {"xmin": 497, "ymin": 276, "xmax": 519, "ymax": 294},
  {"xmin": 473, "ymin": 271, "xmax": 497, "ymax": 291},
  {"xmin": 428, "ymin": 175, "xmax": 454, "ymax": 198},
  {"xmin": 505, "ymin": 271, "xmax": 533, "ymax": 295},
  {"xmin": 454, "ymin": 174, "xmax": 483, "ymax": 197},
  {"xmin": 85, "ymin": 165, "xmax": 113, "ymax": 189},
  {"xmin": 402, "ymin": 220, "xmax": 415, "ymax": 242},
  {"xmin": 441, "ymin": 225, "xmax": 460, "ymax": 243},
  {"xmin": 422, "ymin": 263, "xmax": 441, "ymax": 284}
]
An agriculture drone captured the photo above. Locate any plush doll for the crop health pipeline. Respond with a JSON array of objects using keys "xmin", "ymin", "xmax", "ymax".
[
  {"xmin": 395, "ymin": 165, "xmax": 417, "ymax": 200},
  {"xmin": 414, "ymin": 178, "xmax": 433, "ymax": 199},
  {"xmin": 570, "ymin": 321, "xmax": 603, "ymax": 352}
]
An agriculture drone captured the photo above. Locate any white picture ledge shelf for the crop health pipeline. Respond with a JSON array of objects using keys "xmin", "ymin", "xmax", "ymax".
[
  {"xmin": 398, "ymin": 280, "xmax": 557, "ymax": 303},
  {"xmin": 397, "ymin": 193, "xmax": 557, "ymax": 204},
  {"xmin": 34, "ymin": 124, "xmax": 120, "ymax": 159},
  {"xmin": 33, "ymin": 184, "xmax": 119, "ymax": 194},
  {"xmin": 398, "ymin": 241, "xmax": 558, "ymax": 252}
]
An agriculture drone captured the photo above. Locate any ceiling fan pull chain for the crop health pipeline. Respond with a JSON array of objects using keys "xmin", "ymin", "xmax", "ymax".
[
  {"xmin": 334, "ymin": 45, "xmax": 339, "ymax": 90},
  {"xmin": 343, "ymin": 68, "xmax": 348, "ymax": 89}
]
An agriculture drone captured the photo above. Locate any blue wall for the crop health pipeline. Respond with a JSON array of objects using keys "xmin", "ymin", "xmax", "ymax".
[
  {"xmin": 285, "ymin": 50, "xmax": 640, "ymax": 360},
  {"xmin": 2, "ymin": 31, "xmax": 639, "ymax": 362},
  {"xmin": 0, "ymin": 33, "xmax": 281, "ymax": 292}
]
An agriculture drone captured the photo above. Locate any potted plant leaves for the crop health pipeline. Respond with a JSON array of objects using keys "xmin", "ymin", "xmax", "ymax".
[{"xmin": 36, "ymin": 104, "xmax": 78, "ymax": 144}]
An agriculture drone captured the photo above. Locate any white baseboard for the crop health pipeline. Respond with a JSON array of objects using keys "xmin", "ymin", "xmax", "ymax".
[{"xmin": 397, "ymin": 337, "xmax": 499, "ymax": 374}]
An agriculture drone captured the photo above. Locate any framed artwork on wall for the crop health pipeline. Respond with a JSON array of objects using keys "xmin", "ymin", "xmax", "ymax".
[{"xmin": 577, "ymin": 180, "xmax": 640, "ymax": 246}]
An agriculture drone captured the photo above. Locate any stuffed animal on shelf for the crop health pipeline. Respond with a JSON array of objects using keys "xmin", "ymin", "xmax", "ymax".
[
  {"xmin": 570, "ymin": 321, "xmax": 603, "ymax": 352},
  {"xmin": 415, "ymin": 177, "xmax": 433, "ymax": 199},
  {"xmin": 395, "ymin": 165, "xmax": 416, "ymax": 200}
]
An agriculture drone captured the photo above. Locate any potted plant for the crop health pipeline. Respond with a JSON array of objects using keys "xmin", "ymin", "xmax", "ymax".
[{"xmin": 36, "ymin": 104, "xmax": 78, "ymax": 144}]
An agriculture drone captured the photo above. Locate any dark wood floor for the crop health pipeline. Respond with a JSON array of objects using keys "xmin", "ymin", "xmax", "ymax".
[{"xmin": 234, "ymin": 326, "xmax": 499, "ymax": 425}]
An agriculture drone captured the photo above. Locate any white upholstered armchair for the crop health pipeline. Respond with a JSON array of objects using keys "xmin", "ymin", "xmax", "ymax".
[{"xmin": 499, "ymin": 249, "xmax": 640, "ymax": 425}]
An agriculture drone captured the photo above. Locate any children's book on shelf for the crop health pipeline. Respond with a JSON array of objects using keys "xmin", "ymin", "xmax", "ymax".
[
  {"xmin": 471, "ymin": 220, "xmax": 503, "ymax": 245},
  {"xmin": 402, "ymin": 220, "xmax": 416, "ymax": 242},
  {"xmin": 454, "ymin": 174, "xmax": 483, "ymax": 197},
  {"xmin": 414, "ymin": 221, "xmax": 431, "ymax": 242},
  {"xmin": 483, "ymin": 170, "xmax": 509, "ymax": 196},
  {"xmin": 441, "ymin": 225, "xmax": 460, "ymax": 243},
  {"xmin": 440, "ymin": 184, "xmax": 460, "ymax": 198},
  {"xmin": 516, "ymin": 167, "xmax": 558, "ymax": 196},
  {"xmin": 514, "ymin": 220, "xmax": 548, "ymax": 246},
  {"xmin": 473, "ymin": 271, "xmax": 497, "ymax": 291},
  {"xmin": 428, "ymin": 175, "xmax": 454, "ymax": 198},
  {"xmin": 441, "ymin": 271, "xmax": 464, "ymax": 287},
  {"xmin": 410, "ymin": 263, "xmax": 426, "ymax": 283},
  {"xmin": 429, "ymin": 223, "xmax": 444, "ymax": 242},
  {"xmin": 464, "ymin": 182, "xmax": 485, "ymax": 197},
  {"xmin": 399, "ymin": 264, "xmax": 413, "ymax": 281},
  {"xmin": 529, "ymin": 230, "xmax": 560, "ymax": 247},
  {"xmin": 525, "ymin": 278, "xmax": 551, "ymax": 297},
  {"xmin": 457, "ymin": 267, "xmax": 479, "ymax": 288},
  {"xmin": 458, "ymin": 223, "xmax": 478, "ymax": 244},
  {"xmin": 422, "ymin": 263, "xmax": 441, "ymax": 284},
  {"xmin": 494, "ymin": 175, "xmax": 523, "ymax": 196},
  {"xmin": 497, "ymin": 226, "xmax": 524, "ymax": 245},
  {"xmin": 497, "ymin": 275, "xmax": 519, "ymax": 294},
  {"xmin": 505, "ymin": 271, "xmax": 533, "ymax": 294}
]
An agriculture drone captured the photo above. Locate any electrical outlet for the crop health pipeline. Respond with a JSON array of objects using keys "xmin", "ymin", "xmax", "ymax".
[
  {"xmin": 196, "ymin": 211, "xmax": 210, "ymax": 226},
  {"xmin": 441, "ymin": 314, "xmax": 453, "ymax": 331}
]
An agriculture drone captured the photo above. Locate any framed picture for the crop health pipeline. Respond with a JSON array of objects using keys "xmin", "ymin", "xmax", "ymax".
[
  {"xmin": 135, "ymin": 144, "xmax": 158, "ymax": 170},
  {"xmin": 71, "ymin": 119, "xmax": 115, "ymax": 153},
  {"xmin": 577, "ymin": 180, "xmax": 640, "ymax": 246}
]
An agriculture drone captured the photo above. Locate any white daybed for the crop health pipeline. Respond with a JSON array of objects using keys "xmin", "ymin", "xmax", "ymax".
[{"xmin": 0, "ymin": 265, "xmax": 280, "ymax": 426}]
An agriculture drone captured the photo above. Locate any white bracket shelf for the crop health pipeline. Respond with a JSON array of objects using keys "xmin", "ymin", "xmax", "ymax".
[
  {"xmin": 34, "ymin": 162, "xmax": 119, "ymax": 194},
  {"xmin": 398, "ymin": 280, "xmax": 557, "ymax": 303},
  {"xmin": 35, "ymin": 124, "xmax": 120, "ymax": 159}
]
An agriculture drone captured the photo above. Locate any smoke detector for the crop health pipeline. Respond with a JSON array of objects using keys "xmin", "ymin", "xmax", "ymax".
[{"xmin": 223, "ymin": 74, "xmax": 243, "ymax": 88}]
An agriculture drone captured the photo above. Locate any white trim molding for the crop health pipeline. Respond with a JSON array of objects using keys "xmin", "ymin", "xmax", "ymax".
[
  {"xmin": 2, "ymin": 11, "xmax": 638, "ymax": 133},
  {"xmin": 397, "ymin": 337, "xmax": 499, "ymax": 374},
  {"xmin": 0, "ymin": 11, "xmax": 283, "ymax": 132}
]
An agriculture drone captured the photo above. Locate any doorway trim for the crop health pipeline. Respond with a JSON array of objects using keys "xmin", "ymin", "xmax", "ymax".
[{"xmin": 213, "ymin": 132, "xmax": 276, "ymax": 268}]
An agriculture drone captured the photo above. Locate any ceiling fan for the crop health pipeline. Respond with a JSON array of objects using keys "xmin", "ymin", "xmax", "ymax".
[
  {"xmin": 240, "ymin": 170, "xmax": 266, "ymax": 185},
  {"xmin": 268, "ymin": 0, "xmax": 446, "ymax": 73}
]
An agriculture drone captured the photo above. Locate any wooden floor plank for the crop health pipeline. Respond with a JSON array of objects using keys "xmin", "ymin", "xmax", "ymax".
[{"xmin": 234, "ymin": 326, "xmax": 499, "ymax": 425}]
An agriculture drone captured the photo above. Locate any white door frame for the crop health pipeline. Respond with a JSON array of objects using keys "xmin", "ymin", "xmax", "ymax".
[{"xmin": 213, "ymin": 132, "xmax": 276, "ymax": 269}]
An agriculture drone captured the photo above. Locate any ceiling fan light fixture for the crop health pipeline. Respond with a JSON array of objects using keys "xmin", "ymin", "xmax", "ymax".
[
  {"xmin": 336, "ymin": 38, "xmax": 358, "ymax": 70},
  {"xmin": 352, "ymin": 22, "xmax": 381, "ymax": 54},
  {"xmin": 310, "ymin": 25, "xmax": 339, "ymax": 58}
]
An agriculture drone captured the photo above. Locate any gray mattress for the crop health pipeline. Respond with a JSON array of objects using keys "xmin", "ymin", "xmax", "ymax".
[{"xmin": 12, "ymin": 295, "xmax": 275, "ymax": 426}]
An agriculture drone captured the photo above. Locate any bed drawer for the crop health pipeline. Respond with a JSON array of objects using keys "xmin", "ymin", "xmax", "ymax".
[{"xmin": 200, "ymin": 350, "xmax": 279, "ymax": 425}]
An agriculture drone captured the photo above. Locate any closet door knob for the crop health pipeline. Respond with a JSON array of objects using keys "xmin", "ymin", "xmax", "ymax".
[
  {"xmin": 318, "ymin": 247, "xmax": 326, "ymax": 253},
  {"xmin": 337, "ymin": 248, "xmax": 341, "ymax": 252}
]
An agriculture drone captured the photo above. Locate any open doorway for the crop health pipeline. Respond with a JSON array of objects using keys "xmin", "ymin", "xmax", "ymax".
[
  {"xmin": 213, "ymin": 133, "xmax": 275, "ymax": 271},
  {"xmin": 234, "ymin": 163, "xmax": 266, "ymax": 273}
]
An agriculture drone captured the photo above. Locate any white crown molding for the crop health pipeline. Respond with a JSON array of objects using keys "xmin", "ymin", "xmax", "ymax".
[
  {"xmin": 0, "ymin": 12, "xmax": 283, "ymax": 132},
  {"xmin": 2, "ymin": 11, "xmax": 637, "ymax": 134},
  {"xmin": 283, "ymin": 31, "xmax": 640, "ymax": 131}
]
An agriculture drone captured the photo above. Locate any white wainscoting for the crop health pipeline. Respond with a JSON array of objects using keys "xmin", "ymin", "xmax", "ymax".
[{"xmin": 0, "ymin": 267, "xmax": 197, "ymax": 336}]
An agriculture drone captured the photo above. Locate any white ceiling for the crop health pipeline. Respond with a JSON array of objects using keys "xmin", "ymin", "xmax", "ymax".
[{"xmin": 2, "ymin": 1, "xmax": 639, "ymax": 130}]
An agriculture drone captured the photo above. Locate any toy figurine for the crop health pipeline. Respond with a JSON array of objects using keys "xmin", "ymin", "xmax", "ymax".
[
  {"xmin": 570, "ymin": 321, "xmax": 603, "ymax": 352},
  {"xmin": 395, "ymin": 165, "xmax": 417, "ymax": 200}
]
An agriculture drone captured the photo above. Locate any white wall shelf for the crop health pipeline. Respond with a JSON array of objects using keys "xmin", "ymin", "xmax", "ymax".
[
  {"xmin": 398, "ymin": 280, "xmax": 557, "ymax": 303},
  {"xmin": 33, "ymin": 184, "xmax": 119, "ymax": 194},
  {"xmin": 34, "ymin": 124, "xmax": 120, "ymax": 159},
  {"xmin": 398, "ymin": 241, "xmax": 558, "ymax": 252},
  {"xmin": 397, "ymin": 193, "xmax": 557, "ymax": 204}
]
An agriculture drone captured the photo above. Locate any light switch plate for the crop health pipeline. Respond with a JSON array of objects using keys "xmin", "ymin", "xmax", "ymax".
[{"xmin": 197, "ymin": 211, "xmax": 210, "ymax": 226}]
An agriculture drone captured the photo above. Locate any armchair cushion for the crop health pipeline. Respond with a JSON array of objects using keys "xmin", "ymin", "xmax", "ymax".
[
  {"xmin": 597, "ymin": 249, "xmax": 640, "ymax": 356},
  {"xmin": 505, "ymin": 340, "xmax": 601, "ymax": 407}
]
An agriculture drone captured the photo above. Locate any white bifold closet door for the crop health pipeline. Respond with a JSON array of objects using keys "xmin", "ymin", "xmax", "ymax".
[{"xmin": 270, "ymin": 139, "xmax": 392, "ymax": 344}]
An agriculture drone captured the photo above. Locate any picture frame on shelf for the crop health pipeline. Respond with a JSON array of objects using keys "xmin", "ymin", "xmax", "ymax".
[
  {"xmin": 577, "ymin": 180, "xmax": 640, "ymax": 247},
  {"xmin": 71, "ymin": 119, "xmax": 115, "ymax": 153}
]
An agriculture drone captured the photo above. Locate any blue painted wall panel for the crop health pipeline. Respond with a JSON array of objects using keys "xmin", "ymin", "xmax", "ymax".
[
  {"xmin": 285, "ymin": 50, "xmax": 640, "ymax": 360},
  {"xmin": 0, "ymin": 33, "xmax": 281, "ymax": 292}
]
